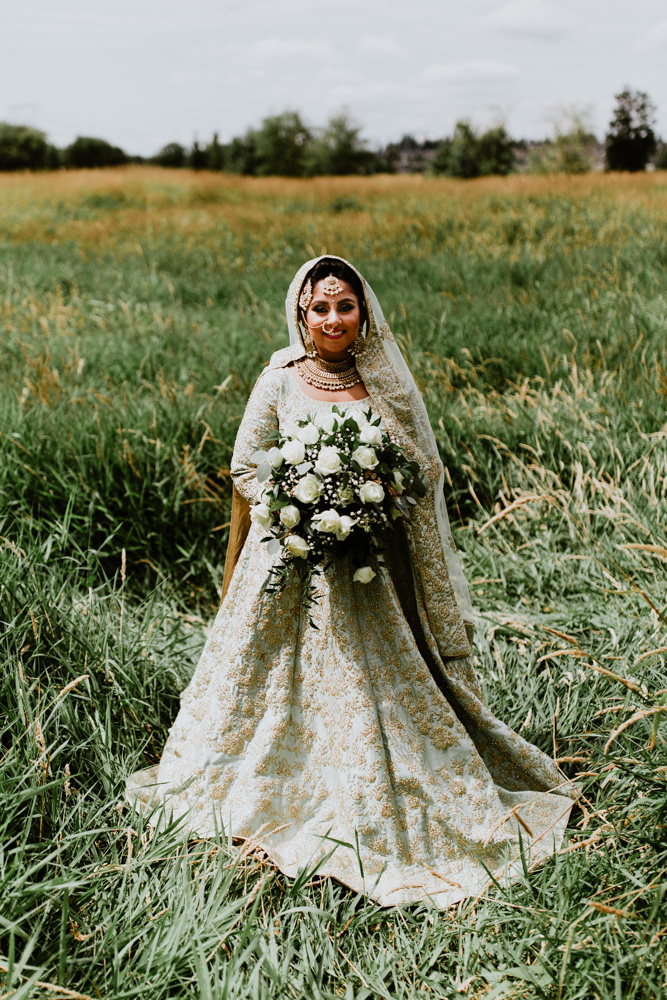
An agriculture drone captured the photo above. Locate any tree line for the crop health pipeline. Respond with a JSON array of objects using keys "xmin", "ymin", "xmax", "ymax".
[{"xmin": 1, "ymin": 89, "xmax": 664, "ymax": 177}]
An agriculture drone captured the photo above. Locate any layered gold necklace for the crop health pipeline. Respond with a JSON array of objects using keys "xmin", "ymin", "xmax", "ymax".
[{"xmin": 297, "ymin": 355, "xmax": 362, "ymax": 392}]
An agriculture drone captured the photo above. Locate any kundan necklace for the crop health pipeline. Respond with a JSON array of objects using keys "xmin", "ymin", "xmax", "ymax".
[{"xmin": 297, "ymin": 355, "xmax": 363, "ymax": 392}]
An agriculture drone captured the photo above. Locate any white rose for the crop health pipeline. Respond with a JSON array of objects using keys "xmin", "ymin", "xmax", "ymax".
[
  {"xmin": 358, "ymin": 481, "xmax": 385, "ymax": 504},
  {"xmin": 352, "ymin": 410, "xmax": 369, "ymax": 427},
  {"xmin": 335, "ymin": 514, "xmax": 356, "ymax": 541},
  {"xmin": 337, "ymin": 485, "xmax": 354, "ymax": 505},
  {"xmin": 250, "ymin": 502, "xmax": 272, "ymax": 530},
  {"xmin": 393, "ymin": 469, "xmax": 407, "ymax": 494},
  {"xmin": 312, "ymin": 509, "xmax": 342, "ymax": 534},
  {"xmin": 285, "ymin": 534, "xmax": 309, "ymax": 559},
  {"xmin": 268, "ymin": 447, "xmax": 284, "ymax": 469},
  {"xmin": 297, "ymin": 422, "xmax": 320, "ymax": 445},
  {"xmin": 282, "ymin": 421, "xmax": 301, "ymax": 439},
  {"xmin": 314, "ymin": 411, "xmax": 338, "ymax": 433},
  {"xmin": 353, "ymin": 566, "xmax": 376, "ymax": 584},
  {"xmin": 359, "ymin": 423, "xmax": 383, "ymax": 446},
  {"xmin": 279, "ymin": 504, "xmax": 301, "ymax": 528},
  {"xmin": 351, "ymin": 445, "xmax": 378, "ymax": 470},
  {"xmin": 281, "ymin": 439, "xmax": 306, "ymax": 465},
  {"xmin": 292, "ymin": 473, "xmax": 323, "ymax": 504},
  {"xmin": 259, "ymin": 487, "xmax": 274, "ymax": 505},
  {"xmin": 314, "ymin": 446, "xmax": 343, "ymax": 476}
]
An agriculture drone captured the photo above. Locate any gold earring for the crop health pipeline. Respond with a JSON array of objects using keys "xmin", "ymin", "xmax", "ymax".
[
  {"xmin": 348, "ymin": 321, "xmax": 367, "ymax": 356},
  {"xmin": 300, "ymin": 322, "xmax": 318, "ymax": 357}
]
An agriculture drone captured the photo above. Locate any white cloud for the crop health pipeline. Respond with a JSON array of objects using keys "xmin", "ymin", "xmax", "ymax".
[
  {"xmin": 231, "ymin": 38, "xmax": 333, "ymax": 64},
  {"xmin": 419, "ymin": 59, "xmax": 520, "ymax": 85},
  {"xmin": 632, "ymin": 19, "xmax": 667, "ymax": 51},
  {"xmin": 358, "ymin": 36, "xmax": 407, "ymax": 56},
  {"xmin": 325, "ymin": 79, "xmax": 424, "ymax": 108},
  {"xmin": 481, "ymin": 1, "xmax": 578, "ymax": 39}
]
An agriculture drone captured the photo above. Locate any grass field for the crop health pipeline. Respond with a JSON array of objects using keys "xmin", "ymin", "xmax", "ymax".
[{"xmin": 1, "ymin": 167, "xmax": 667, "ymax": 999}]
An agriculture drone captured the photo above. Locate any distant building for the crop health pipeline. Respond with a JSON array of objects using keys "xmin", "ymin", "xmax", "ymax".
[{"xmin": 380, "ymin": 136, "xmax": 440, "ymax": 174}]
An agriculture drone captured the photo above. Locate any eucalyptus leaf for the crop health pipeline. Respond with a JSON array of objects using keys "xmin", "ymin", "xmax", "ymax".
[
  {"xmin": 296, "ymin": 461, "xmax": 313, "ymax": 475},
  {"xmin": 256, "ymin": 463, "xmax": 272, "ymax": 483},
  {"xmin": 251, "ymin": 449, "xmax": 268, "ymax": 464},
  {"xmin": 266, "ymin": 538, "xmax": 282, "ymax": 556}
]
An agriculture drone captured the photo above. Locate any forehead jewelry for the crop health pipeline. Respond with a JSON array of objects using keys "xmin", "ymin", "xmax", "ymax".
[
  {"xmin": 321, "ymin": 274, "xmax": 344, "ymax": 296},
  {"xmin": 299, "ymin": 278, "xmax": 313, "ymax": 312}
]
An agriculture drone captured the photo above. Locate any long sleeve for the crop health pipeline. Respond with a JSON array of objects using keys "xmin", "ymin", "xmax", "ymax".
[{"xmin": 230, "ymin": 368, "xmax": 282, "ymax": 503}]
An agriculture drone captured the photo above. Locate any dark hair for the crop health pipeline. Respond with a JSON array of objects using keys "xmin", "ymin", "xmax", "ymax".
[{"xmin": 300, "ymin": 258, "xmax": 367, "ymax": 323}]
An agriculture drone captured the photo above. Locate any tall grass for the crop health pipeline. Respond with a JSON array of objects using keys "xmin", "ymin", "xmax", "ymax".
[{"xmin": 1, "ymin": 168, "xmax": 666, "ymax": 998}]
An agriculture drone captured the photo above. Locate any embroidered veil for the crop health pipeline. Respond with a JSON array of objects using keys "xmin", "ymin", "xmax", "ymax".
[{"xmin": 223, "ymin": 255, "xmax": 474, "ymax": 662}]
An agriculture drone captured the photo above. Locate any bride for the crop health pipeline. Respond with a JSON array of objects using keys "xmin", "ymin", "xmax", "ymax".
[{"xmin": 127, "ymin": 255, "xmax": 576, "ymax": 908}]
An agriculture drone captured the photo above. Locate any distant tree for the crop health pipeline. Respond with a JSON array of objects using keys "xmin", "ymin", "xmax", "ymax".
[
  {"xmin": 605, "ymin": 88, "xmax": 657, "ymax": 172},
  {"xmin": 206, "ymin": 132, "xmax": 225, "ymax": 171},
  {"xmin": 476, "ymin": 125, "xmax": 515, "ymax": 176},
  {"xmin": 64, "ymin": 136, "xmax": 128, "ymax": 168},
  {"xmin": 222, "ymin": 131, "xmax": 257, "ymax": 175},
  {"xmin": 254, "ymin": 111, "xmax": 311, "ymax": 177},
  {"xmin": 45, "ymin": 144, "xmax": 61, "ymax": 170},
  {"xmin": 189, "ymin": 138, "xmax": 206, "ymax": 170},
  {"xmin": 154, "ymin": 142, "xmax": 187, "ymax": 168},
  {"xmin": 656, "ymin": 143, "xmax": 667, "ymax": 171},
  {"xmin": 528, "ymin": 107, "xmax": 598, "ymax": 174},
  {"xmin": 305, "ymin": 111, "xmax": 378, "ymax": 176},
  {"xmin": 446, "ymin": 121, "xmax": 482, "ymax": 179},
  {"xmin": 431, "ymin": 120, "xmax": 515, "ymax": 178},
  {"xmin": 430, "ymin": 138, "xmax": 452, "ymax": 175},
  {"xmin": 0, "ymin": 123, "xmax": 54, "ymax": 171}
]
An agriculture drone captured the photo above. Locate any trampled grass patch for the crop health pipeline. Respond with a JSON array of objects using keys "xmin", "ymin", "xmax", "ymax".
[{"xmin": 1, "ymin": 168, "xmax": 667, "ymax": 998}]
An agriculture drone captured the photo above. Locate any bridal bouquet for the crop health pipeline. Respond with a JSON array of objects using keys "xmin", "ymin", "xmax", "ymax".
[{"xmin": 249, "ymin": 406, "xmax": 426, "ymax": 616}]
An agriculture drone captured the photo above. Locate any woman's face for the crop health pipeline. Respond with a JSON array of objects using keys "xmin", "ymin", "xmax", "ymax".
[{"xmin": 305, "ymin": 278, "xmax": 361, "ymax": 359}]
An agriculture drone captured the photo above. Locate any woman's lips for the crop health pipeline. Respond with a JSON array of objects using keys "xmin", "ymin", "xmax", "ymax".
[{"xmin": 324, "ymin": 330, "xmax": 345, "ymax": 338}]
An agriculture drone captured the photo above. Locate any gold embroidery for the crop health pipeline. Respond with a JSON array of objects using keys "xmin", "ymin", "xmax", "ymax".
[{"xmin": 126, "ymin": 366, "xmax": 575, "ymax": 910}]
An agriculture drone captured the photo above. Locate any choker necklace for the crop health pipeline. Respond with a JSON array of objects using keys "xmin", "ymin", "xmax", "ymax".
[{"xmin": 297, "ymin": 355, "xmax": 362, "ymax": 391}]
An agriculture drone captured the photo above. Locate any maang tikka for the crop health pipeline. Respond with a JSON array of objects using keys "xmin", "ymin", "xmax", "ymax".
[{"xmin": 321, "ymin": 274, "xmax": 344, "ymax": 297}]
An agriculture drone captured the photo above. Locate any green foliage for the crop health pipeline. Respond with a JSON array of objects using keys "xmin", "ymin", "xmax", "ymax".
[
  {"xmin": 431, "ymin": 120, "xmax": 515, "ymax": 178},
  {"xmin": 0, "ymin": 122, "xmax": 57, "ymax": 171},
  {"xmin": 205, "ymin": 132, "xmax": 225, "ymax": 171},
  {"xmin": 254, "ymin": 111, "xmax": 311, "ymax": 177},
  {"xmin": 528, "ymin": 107, "xmax": 599, "ymax": 174},
  {"xmin": 64, "ymin": 136, "xmax": 129, "ymax": 169},
  {"xmin": 305, "ymin": 111, "xmax": 378, "ymax": 176},
  {"xmin": 189, "ymin": 138, "xmax": 207, "ymax": 171},
  {"xmin": 605, "ymin": 88, "xmax": 658, "ymax": 172},
  {"xmin": 224, "ymin": 131, "xmax": 259, "ymax": 175},
  {"xmin": 1, "ymin": 171, "xmax": 667, "ymax": 997},
  {"xmin": 153, "ymin": 142, "xmax": 187, "ymax": 168},
  {"xmin": 656, "ymin": 144, "xmax": 667, "ymax": 171}
]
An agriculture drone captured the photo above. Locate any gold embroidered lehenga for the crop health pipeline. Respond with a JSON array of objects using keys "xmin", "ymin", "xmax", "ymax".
[{"xmin": 126, "ymin": 257, "xmax": 576, "ymax": 908}]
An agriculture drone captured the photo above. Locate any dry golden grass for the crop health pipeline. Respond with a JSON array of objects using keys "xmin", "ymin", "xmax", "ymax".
[{"xmin": 2, "ymin": 166, "xmax": 666, "ymax": 250}]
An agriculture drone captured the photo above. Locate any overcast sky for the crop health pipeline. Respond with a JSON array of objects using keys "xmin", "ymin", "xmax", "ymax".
[{"xmin": 3, "ymin": 0, "xmax": 667, "ymax": 155}]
